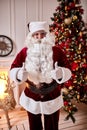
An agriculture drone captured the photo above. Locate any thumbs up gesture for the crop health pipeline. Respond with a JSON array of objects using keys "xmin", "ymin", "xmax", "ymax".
[
  {"xmin": 17, "ymin": 63, "xmax": 29, "ymax": 82},
  {"xmin": 51, "ymin": 62, "xmax": 63, "ymax": 83},
  {"xmin": 54, "ymin": 62, "xmax": 63, "ymax": 79},
  {"xmin": 51, "ymin": 62, "xmax": 72, "ymax": 84}
]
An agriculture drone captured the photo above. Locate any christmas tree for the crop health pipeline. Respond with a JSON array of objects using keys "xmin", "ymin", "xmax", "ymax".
[{"xmin": 50, "ymin": 0, "xmax": 87, "ymax": 122}]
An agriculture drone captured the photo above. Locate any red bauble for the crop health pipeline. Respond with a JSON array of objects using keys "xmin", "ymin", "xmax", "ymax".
[
  {"xmin": 71, "ymin": 62, "xmax": 78, "ymax": 71},
  {"xmin": 55, "ymin": 31, "xmax": 58, "ymax": 35},
  {"xmin": 69, "ymin": 2, "xmax": 75, "ymax": 8},
  {"xmin": 64, "ymin": 80, "xmax": 73, "ymax": 88},
  {"xmin": 64, "ymin": 41, "xmax": 69, "ymax": 49},
  {"xmin": 82, "ymin": 63, "xmax": 87, "ymax": 68},
  {"xmin": 79, "ymin": 8, "xmax": 84, "ymax": 14},
  {"xmin": 64, "ymin": 101, "xmax": 68, "ymax": 106}
]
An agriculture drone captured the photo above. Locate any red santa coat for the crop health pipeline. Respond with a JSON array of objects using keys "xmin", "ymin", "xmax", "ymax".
[{"xmin": 10, "ymin": 45, "xmax": 71, "ymax": 114}]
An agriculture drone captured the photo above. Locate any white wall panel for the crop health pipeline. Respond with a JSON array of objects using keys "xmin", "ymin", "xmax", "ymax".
[
  {"xmin": 0, "ymin": 0, "xmax": 11, "ymax": 36},
  {"xmin": 81, "ymin": 0, "xmax": 87, "ymax": 22},
  {"xmin": 26, "ymin": 0, "xmax": 39, "ymax": 22},
  {"xmin": 14, "ymin": 0, "xmax": 27, "ymax": 52},
  {"xmin": 10, "ymin": 0, "xmax": 15, "ymax": 40},
  {"xmin": 42, "ymin": 0, "xmax": 58, "ymax": 24}
]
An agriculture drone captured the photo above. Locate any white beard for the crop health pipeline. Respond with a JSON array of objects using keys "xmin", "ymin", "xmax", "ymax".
[{"xmin": 25, "ymin": 33, "xmax": 55, "ymax": 84}]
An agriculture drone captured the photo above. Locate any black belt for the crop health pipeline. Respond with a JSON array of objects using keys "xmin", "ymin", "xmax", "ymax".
[{"xmin": 26, "ymin": 80, "xmax": 58, "ymax": 95}]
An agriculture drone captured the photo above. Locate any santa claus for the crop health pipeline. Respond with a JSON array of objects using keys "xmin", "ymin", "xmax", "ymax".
[{"xmin": 9, "ymin": 21, "xmax": 71, "ymax": 130}]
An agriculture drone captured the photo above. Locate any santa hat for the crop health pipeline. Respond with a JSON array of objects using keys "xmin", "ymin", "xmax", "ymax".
[{"xmin": 29, "ymin": 21, "xmax": 49, "ymax": 34}]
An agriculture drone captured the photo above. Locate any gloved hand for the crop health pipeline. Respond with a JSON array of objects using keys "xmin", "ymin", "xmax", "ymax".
[
  {"xmin": 51, "ymin": 62, "xmax": 63, "ymax": 82},
  {"xmin": 17, "ymin": 63, "xmax": 29, "ymax": 82}
]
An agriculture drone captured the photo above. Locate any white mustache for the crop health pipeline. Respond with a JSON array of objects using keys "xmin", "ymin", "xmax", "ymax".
[
  {"xmin": 34, "ymin": 39, "xmax": 42, "ymax": 43},
  {"xmin": 25, "ymin": 32, "xmax": 55, "ymax": 47}
]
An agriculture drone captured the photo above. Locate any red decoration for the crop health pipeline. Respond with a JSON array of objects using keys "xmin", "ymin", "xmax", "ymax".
[
  {"xmin": 71, "ymin": 62, "xmax": 78, "ymax": 71},
  {"xmin": 64, "ymin": 101, "xmax": 68, "ymax": 106},
  {"xmin": 55, "ymin": 31, "xmax": 58, "ymax": 35},
  {"xmin": 69, "ymin": 2, "xmax": 75, "ymax": 8},
  {"xmin": 64, "ymin": 80, "xmax": 73, "ymax": 88},
  {"xmin": 82, "ymin": 63, "xmax": 87, "ymax": 68},
  {"xmin": 79, "ymin": 8, "xmax": 84, "ymax": 14}
]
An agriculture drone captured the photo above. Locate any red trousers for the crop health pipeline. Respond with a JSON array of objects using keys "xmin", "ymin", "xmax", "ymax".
[{"xmin": 27, "ymin": 110, "xmax": 60, "ymax": 130}]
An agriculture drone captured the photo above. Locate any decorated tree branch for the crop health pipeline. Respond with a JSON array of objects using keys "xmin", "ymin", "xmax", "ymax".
[{"xmin": 50, "ymin": 0, "xmax": 87, "ymax": 122}]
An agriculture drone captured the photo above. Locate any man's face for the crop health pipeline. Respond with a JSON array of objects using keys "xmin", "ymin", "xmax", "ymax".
[{"xmin": 32, "ymin": 30, "xmax": 46, "ymax": 40}]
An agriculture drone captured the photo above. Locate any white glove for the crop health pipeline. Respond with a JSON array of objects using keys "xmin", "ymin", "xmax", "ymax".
[
  {"xmin": 51, "ymin": 62, "xmax": 72, "ymax": 84},
  {"xmin": 51, "ymin": 62, "xmax": 62, "ymax": 82},
  {"xmin": 17, "ymin": 63, "xmax": 29, "ymax": 82}
]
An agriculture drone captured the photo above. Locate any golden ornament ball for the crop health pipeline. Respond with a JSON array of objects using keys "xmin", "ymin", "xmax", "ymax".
[
  {"xmin": 78, "ymin": 44, "xmax": 82, "ymax": 49},
  {"xmin": 64, "ymin": 17, "xmax": 72, "ymax": 25},
  {"xmin": 61, "ymin": 88, "xmax": 68, "ymax": 94},
  {"xmin": 69, "ymin": 86, "xmax": 73, "ymax": 90},
  {"xmin": 85, "ymin": 75, "xmax": 87, "ymax": 80},
  {"xmin": 77, "ymin": 94, "xmax": 80, "ymax": 100},
  {"xmin": 79, "ymin": 31, "xmax": 83, "ymax": 37},
  {"xmin": 63, "ymin": 30, "xmax": 70, "ymax": 37},
  {"xmin": 73, "ymin": 15, "xmax": 78, "ymax": 21},
  {"xmin": 65, "ymin": 6, "xmax": 68, "ymax": 10}
]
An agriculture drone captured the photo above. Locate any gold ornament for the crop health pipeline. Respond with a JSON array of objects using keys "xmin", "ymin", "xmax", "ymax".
[
  {"xmin": 85, "ymin": 75, "xmax": 87, "ymax": 80},
  {"xmin": 78, "ymin": 44, "xmax": 82, "ymax": 50},
  {"xmin": 59, "ymin": 35, "xmax": 64, "ymax": 40},
  {"xmin": 61, "ymin": 88, "xmax": 69, "ymax": 94},
  {"xmin": 77, "ymin": 50, "xmax": 81, "ymax": 54},
  {"xmin": 79, "ymin": 31, "xmax": 83, "ymax": 37},
  {"xmin": 73, "ymin": 80, "xmax": 77, "ymax": 83},
  {"xmin": 77, "ymin": 94, "xmax": 80, "ymax": 100},
  {"xmin": 69, "ymin": 86, "xmax": 73, "ymax": 90},
  {"xmin": 64, "ymin": 17, "xmax": 72, "ymax": 25},
  {"xmin": 73, "ymin": 15, "xmax": 78, "ymax": 21},
  {"xmin": 83, "ymin": 58, "xmax": 86, "ymax": 63},
  {"xmin": 63, "ymin": 30, "xmax": 70, "ymax": 37},
  {"xmin": 65, "ymin": 6, "xmax": 68, "ymax": 10}
]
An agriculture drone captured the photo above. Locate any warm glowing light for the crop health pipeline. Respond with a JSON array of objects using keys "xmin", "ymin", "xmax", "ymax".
[
  {"xmin": 0, "ymin": 79, "xmax": 7, "ymax": 94},
  {"xmin": 0, "ymin": 71, "xmax": 8, "ymax": 99}
]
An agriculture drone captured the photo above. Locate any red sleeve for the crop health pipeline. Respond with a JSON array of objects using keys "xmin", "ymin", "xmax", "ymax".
[
  {"xmin": 53, "ymin": 45, "xmax": 71, "ymax": 69},
  {"xmin": 10, "ymin": 47, "xmax": 27, "ymax": 69}
]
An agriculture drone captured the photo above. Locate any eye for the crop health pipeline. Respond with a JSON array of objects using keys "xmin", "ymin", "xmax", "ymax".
[
  {"xmin": 33, "ymin": 33, "xmax": 39, "ymax": 37},
  {"xmin": 35, "ymin": 33, "xmax": 38, "ymax": 36},
  {"xmin": 41, "ymin": 32, "xmax": 46, "ymax": 36}
]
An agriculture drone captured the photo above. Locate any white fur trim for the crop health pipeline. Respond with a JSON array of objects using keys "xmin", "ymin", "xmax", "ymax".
[
  {"xmin": 29, "ymin": 21, "xmax": 49, "ymax": 34},
  {"xmin": 9, "ymin": 68, "xmax": 23, "ymax": 84},
  {"xmin": 20, "ymin": 91, "xmax": 64, "ymax": 115},
  {"xmin": 56, "ymin": 67, "xmax": 72, "ymax": 84}
]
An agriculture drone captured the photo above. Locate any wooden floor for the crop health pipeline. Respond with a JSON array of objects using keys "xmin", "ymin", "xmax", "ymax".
[{"xmin": 0, "ymin": 103, "xmax": 87, "ymax": 130}]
